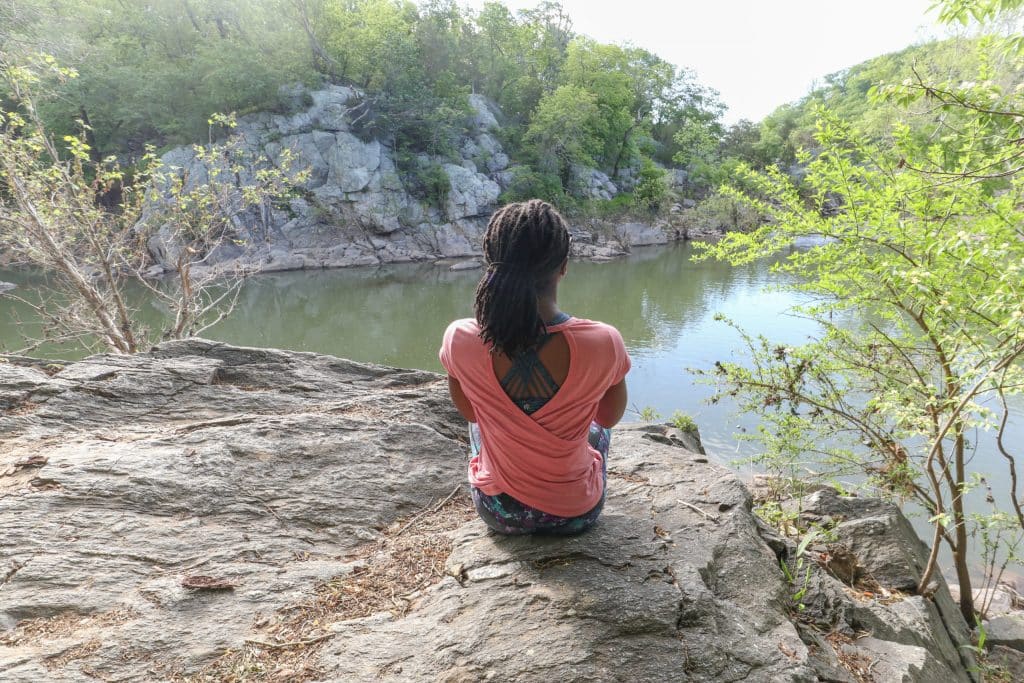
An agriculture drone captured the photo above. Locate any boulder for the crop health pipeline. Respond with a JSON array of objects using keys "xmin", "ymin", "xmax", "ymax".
[
  {"xmin": 986, "ymin": 613, "xmax": 1024, "ymax": 651},
  {"xmin": 949, "ymin": 584, "xmax": 1019, "ymax": 618},
  {"xmin": 144, "ymin": 88, "xmax": 510, "ymax": 273},
  {"xmin": 443, "ymin": 163, "xmax": 501, "ymax": 220},
  {"xmin": 838, "ymin": 637, "xmax": 957, "ymax": 682},
  {"xmin": 324, "ymin": 132, "xmax": 380, "ymax": 193},
  {"xmin": 0, "ymin": 340, "xmax": 465, "ymax": 680},
  {"xmin": 987, "ymin": 645, "xmax": 1024, "ymax": 680},
  {"xmin": 786, "ymin": 488, "xmax": 926, "ymax": 591},
  {"xmin": 308, "ymin": 85, "xmax": 356, "ymax": 132},
  {"xmin": 615, "ymin": 222, "xmax": 668, "ymax": 247},
  {"xmin": 780, "ymin": 487, "xmax": 977, "ymax": 680},
  {"xmin": 571, "ymin": 166, "xmax": 619, "ymax": 200},
  {"xmin": 467, "ymin": 94, "xmax": 499, "ymax": 131}
]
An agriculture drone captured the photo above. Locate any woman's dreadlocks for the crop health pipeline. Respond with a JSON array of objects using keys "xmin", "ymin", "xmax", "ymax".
[{"xmin": 473, "ymin": 199, "xmax": 572, "ymax": 358}]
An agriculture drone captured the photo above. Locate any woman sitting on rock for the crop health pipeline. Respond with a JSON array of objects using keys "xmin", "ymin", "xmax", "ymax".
[{"xmin": 439, "ymin": 199, "xmax": 630, "ymax": 534}]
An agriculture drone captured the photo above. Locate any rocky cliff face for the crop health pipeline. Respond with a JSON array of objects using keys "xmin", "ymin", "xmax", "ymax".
[
  {"xmin": 1, "ymin": 341, "xmax": 975, "ymax": 681},
  {"xmin": 147, "ymin": 89, "xmax": 506, "ymax": 272},
  {"xmin": 146, "ymin": 90, "xmax": 633, "ymax": 274},
  {"xmin": 145, "ymin": 89, "xmax": 660, "ymax": 275}
]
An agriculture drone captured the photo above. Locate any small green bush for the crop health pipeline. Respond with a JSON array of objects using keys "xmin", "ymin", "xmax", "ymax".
[
  {"xmin": 632, "ymin": 158, "xmax": 668, "ymax": 212},
  {"xmin": 681, "ymin": 192, "xmax": 762, "ymax": 235},
  {"xmin": 397, "ymin": 154, "xmax": 451, "ymax": 209},
  {"xmin": 670, "ymin": 410, "xmax": 697, "ymax": 432},
  {"xmin": 499, "ymin": 165, "xmax": 568, "ymax": 205}
]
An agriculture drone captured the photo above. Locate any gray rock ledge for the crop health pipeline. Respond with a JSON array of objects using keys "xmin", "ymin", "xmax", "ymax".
[{"xmin": 0, "ymin": 341, "xmax": 974, "ymax": 681}]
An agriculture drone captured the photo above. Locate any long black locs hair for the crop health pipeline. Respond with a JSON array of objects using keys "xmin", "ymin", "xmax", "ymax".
[{"xmin": 473, "ymin": 199, "xmax": 572, "ymax": 358}]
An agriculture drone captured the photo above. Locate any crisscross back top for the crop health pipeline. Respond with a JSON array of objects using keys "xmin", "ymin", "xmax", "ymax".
[
  {"xmin": 499, "ymin": 312, "xmax": 571, "ymax": 414},
  {"xmin": 439, "ymin": 315, "xmax": 631, "ymax": 517}
]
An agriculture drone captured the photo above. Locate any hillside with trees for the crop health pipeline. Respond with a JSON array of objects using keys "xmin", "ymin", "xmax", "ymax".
[
  {"xmin": 709, "ymin": 34, "xmax": 1024, "ymax": 175},
  {"xmin": 0, "ymin": 0, "xmax": 723, "ymax": 211}
]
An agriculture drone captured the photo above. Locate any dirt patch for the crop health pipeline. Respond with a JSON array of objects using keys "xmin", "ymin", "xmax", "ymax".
[
  {"xmin": 826, "ymin": 631, "xmax": 875, "ymax": 683},
  {"xmin": 0, "ymin": 608, "xmax": 138, "ymax": 647},
  {"xmin": 45, "ymin": 638, "xmax": 103, "ymax": 670},
  {"xmin": 182, "ymin": 490, "xmax": 476, "ymax": 682}
]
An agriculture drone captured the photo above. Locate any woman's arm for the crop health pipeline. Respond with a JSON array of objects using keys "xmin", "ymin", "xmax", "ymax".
[
  {"xmin": 595, "ymin": 379, "xmax": 627, "ymax": 428},
  {"xmin": 447, "ymin": 376, "xmax": 476, "ymax": 423}
]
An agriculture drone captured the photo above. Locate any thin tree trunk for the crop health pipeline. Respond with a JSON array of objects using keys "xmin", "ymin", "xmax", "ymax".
[
  {"xmin": 612, "ymin": 123, "xmax": 637, "ymax": 179},
  {"xmin": 181, "ymin": 0, "xmax": 203, "ymax": 34},
  {"xmin": 289, "ymin": 0, "xmax": 341, "ymax": 79},
  {"xmin": 77, "ymin": 106, "xmax": 104, "ymax": 165},
  {"xmin": 952, "ymin": 431, "xmax": 974, "ymax": 623}
]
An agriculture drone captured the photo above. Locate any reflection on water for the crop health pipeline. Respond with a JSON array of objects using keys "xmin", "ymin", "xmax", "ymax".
[{"xmin": 3, "ymin": 243, "xmax": 1022, "ymax": 577}]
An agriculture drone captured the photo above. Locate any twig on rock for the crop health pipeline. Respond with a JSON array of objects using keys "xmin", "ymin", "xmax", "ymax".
[
  {"xmin": 677, "ymin": 499, "xmax": 720, "ymax": 523},
  {"xmin": 244, "ymin": 633, "xmax": 333, "ymax": 649},
  {"xmin": 391, "ymin": 484, "xmax": 463, "ymax": 539}
]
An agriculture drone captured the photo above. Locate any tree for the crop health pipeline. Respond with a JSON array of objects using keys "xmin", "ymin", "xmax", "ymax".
[
  {"xmin": 0, "ymin": 56, "xmax": 299, "ymax": 354},
  {"xmin": 699, "ymin": 3, "xmax": 1024, "ymax": 621},
  {"xmin": 655, "ymin": 67, "xmax": 724, "ymax": 167},
  {"xmin": 632, "ymin": 158, "xmax": 668, "ymax": 212},
  {"xmin": 562, "ymin": 39, "xmax": 683, "ymax": 177},
  {"xmin": 524, "ymin": 84, "xmax": 601, "ymax": 190}
]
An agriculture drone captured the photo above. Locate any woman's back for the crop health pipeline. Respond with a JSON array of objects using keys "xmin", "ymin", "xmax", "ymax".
[
  {"xmin": 492, "ymin": 316, "xmax": 571, "ymax": 414},
  {"xmin": 440, "ymin": 316, "xmax": 629, "ymax": 517}
]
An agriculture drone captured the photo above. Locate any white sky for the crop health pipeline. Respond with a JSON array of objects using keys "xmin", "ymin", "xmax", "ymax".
[{"xmin": 460, "ymin": 0, "xmax": 948, "ymax": 123}]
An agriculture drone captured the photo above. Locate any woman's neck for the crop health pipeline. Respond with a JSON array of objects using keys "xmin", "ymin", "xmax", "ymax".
[{"xmin": 538, "ymin": 293, "xmax": 562, "ymax": 323}]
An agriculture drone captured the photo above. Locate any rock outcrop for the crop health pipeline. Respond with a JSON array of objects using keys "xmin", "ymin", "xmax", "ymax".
[
  {"xmin": 146, "ymin": 88, "xmax": 510, "ymax": 273},
  {"xmin": 572, "ymin": 165, "xmax": 619, "ymax": 201},
  {"xmin": 1, "ymin": 341, "xmax": 975, "ymax": 681}
]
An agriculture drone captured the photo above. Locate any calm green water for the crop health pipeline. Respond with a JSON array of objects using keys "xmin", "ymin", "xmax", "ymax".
[
  {"xmin": 0, "ymin": 243, "xmax": 815, "ymax": 456},
  {"xmin": 3, "ymin": 243, "xmax": 1022, "ymax": 578}
]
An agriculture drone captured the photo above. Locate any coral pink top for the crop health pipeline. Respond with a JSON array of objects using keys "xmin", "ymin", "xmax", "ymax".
[{"xmin": 439, "ymin": 317, "xmax": 631, "ymax": 517}]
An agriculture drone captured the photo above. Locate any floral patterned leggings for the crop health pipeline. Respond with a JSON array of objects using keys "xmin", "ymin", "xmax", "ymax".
[{"xmin": 468, "ymin": 422, "xmax": 612, "ymax": 535}]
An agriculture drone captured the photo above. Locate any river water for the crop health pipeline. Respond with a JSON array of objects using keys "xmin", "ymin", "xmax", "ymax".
[
  {"xmin": 1, "ymin": 243, "xmax": 817, "ymax": 459},
  {"xmin": 2, "ymin": 243, "xmax": 1022, "ymax": 578}
]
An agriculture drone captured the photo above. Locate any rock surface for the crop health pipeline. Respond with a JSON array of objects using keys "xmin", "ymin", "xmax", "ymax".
[
  {"xmin": 615, "ymin": 221, "xmax": 670, "ymax": 247},
  {"xmin": 0, "ymin": 341, "xmax": 976, "ymax": 681},
  {"xmin": 949, "ymin": 584, "xmax": 1021, "ymax": 619},
  {"xmin": 985, "ymin": 613, "xmax": 1024, "ymax": 651},
  {"xmin": 572, "ymin": 165, "xmax": 619, "ymax": 200}
]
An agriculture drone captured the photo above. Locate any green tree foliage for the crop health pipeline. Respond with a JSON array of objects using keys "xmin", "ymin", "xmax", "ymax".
[
  {"xmin": 11, "ymin": 0, "xmax": 314, "ymax": 156},
  {"xmin": 699, "ymin": 0, "xmax": 1024, "ymax": 622},
  {"xmin": 631, "ymin": 158, "xmax": 668, "ymax": 212},
  {"xmin": 736, "ymin": 34, "xmax": 1022, "ymax": 173},
  {"xmin": 2, "ymin": 0, "xmax": 725, "ymax": 204},
  {"xmin": 524, "ymin": 84, "xmax": 601, "ymax": 190},
  {"xmin": 652, "ymin": 67, "xmax": 725, "ymax": 165}
]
